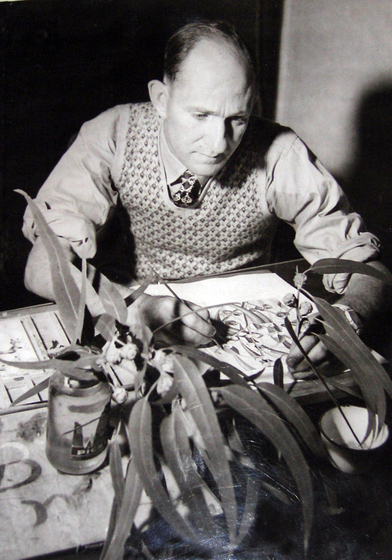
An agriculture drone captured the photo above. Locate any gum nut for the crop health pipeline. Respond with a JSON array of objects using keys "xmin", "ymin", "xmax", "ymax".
[
  {"xmin": 161, "ymin": 357, "xmax": 175, "ymax": 374},
  {"xmin": 106, "ymin": 345, "xmax": 122, "ymax": 364},
  {"xmin": 120, "ymin": 343, "xmax": 138, "ymax": 360},
  {"xmin": 301, "ymin": 318, "xmax": 310, "ymax": 330},
  {"xmin": 283, "ymin": 293, "xmax": 298, "ymax": 307},
  {"xmin": 157, "ymin": 373, "xmax": 174, "ymax": 396},
  {"xmin": 293, "ymin": 272, "xmax": 307, "ymax": 289},
  {"xmin": 299, "ymin": 301, "xmax": 313, "ymax": 316},
  {"xmin": 112, "ymin": 386, "xmax": 128, "ymax": 404}
]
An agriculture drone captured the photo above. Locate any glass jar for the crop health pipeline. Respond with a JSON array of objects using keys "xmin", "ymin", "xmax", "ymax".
[{"xmin": 46, "ymin": 371, "xmax": 112, "ymax": 475}]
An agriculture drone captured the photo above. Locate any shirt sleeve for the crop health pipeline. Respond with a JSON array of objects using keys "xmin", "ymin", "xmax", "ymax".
[
  {"xmin": 22, "ymin": 105, "xmax": 125, "ymax": 258},
  {"xmin": 265, "ymin": 131, "xmax": 381, "ymax": 294}
]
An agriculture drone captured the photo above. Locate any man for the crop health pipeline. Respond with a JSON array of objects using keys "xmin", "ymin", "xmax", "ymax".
[{"xmin": 23, "ymin": 21, "xmax": 390, "ymax": 372}]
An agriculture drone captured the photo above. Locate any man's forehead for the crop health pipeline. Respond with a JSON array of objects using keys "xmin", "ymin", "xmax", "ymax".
[
  {"xmin": 181, "ymin": 88, "xmax": 253, "ymax": 115},
  {"xmin": 175, "ymin": 38, "xmax": 249, "ymax": 84},
  {"xmin": 168, "ymin": 39, "xmax": 253, "ymax": 104}
]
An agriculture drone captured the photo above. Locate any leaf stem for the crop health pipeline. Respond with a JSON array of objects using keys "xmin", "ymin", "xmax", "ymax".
[{"xmin": 284, "ymin": 317, "xmax": 363, "ymax": 448}]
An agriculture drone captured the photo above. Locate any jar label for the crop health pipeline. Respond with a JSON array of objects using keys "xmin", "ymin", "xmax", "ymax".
[{"xmin": 70, "ymin": 403, "xmax": 110, "ymax": 461}]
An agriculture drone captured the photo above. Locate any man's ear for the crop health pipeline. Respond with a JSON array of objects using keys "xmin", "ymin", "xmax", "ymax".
[{"xmin": 148, "ymin": 80, "xmax": 169, "ymax": 118}]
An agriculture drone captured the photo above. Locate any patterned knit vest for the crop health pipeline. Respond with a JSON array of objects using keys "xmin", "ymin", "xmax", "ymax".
[{"xmin": 117, "ymin": 103, "xmax": 277, "ymax": 280}]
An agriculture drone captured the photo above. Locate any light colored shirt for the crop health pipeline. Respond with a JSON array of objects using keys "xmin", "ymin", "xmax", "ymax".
[
  {"xmin": 22, "ymin": 103, "xmax": 380, "ymax": 293},
  {"xmin": 159, "ymin": 125, "xmax": 187, "ymax": 185}
]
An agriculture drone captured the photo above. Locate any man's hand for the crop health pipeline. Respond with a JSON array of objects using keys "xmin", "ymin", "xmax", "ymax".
[
  {"xmin": 130, "ymin": 294, "xmax": 215, "ymax": 347},
  {"xmin": 286, "ymin": 317, "xmax": 330, "ymax": 375},
  {"xmin": 25, "ymin": 236, "xmax": 74, "ymax": 300},
  {"xmin": 287, "ymin": 306, "xmax": 362, "ymax": 376},
  {"xmin": 288, "ymin": 260, "xmax": 392, "ymax": 374}
]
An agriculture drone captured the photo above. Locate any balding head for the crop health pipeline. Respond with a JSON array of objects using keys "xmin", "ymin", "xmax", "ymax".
[{"xmin": 163, "ymin": 21, "xmax": 257, "ymax": 100}]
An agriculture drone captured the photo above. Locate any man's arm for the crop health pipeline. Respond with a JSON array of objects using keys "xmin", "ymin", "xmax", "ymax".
[
  {"xmin": 263, "ymin": 132, "xmax": 390, "ymax": 371},
  {"xmin": 287, "ymin": 260, "xmax": 392, "ymax": 372},
  {"xmin": 25, "ymin": 237, "xmax": 74, "ymax": 300},
  {"xmin": 25, "ymin": 237, "xmax": 214, "ymax": 347}
]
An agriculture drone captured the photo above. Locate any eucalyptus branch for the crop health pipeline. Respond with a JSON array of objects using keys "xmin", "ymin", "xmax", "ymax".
[
  {"xmin": 73, "ymin": 252, "xmax": 87, "ymax": 346},
  {"xmin": 284, "ymin": 317, "xmax": 362, "ymax": 447}
]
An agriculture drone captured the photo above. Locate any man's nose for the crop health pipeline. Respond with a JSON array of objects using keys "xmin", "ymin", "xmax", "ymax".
[{"xmin": 205, "ymin": 119, "xmax": 229, "ymax": 155}]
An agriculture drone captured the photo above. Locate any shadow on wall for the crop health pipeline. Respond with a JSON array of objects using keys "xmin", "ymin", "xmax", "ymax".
[{"xmin": 339, "ymin": 82, "xmax": 392, "ymax": 271}]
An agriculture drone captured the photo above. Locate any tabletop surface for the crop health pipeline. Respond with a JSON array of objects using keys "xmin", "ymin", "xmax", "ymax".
[{"xmin": 1, "ymin": 260, "xmax": 392, "ymax": 560}]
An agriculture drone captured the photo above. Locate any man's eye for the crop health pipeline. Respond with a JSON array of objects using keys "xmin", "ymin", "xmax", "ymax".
[
  {"xmin": 232, "ymin": 117, "xmax": 248, "ymax": 126},
  {"xmin": 193, "ymin": 113, "xmax": 208, "ymax": 120}
]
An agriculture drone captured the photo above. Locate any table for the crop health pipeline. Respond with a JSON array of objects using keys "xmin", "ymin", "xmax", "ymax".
[
  {"xmin": 1, "ymin": 259, "xmax": 392, "ymax": 560},
  {"xmin": 0, "ymin": 301, "xmax": 151, "ymax": 560}
]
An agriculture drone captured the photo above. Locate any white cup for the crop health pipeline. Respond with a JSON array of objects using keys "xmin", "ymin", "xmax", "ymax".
[{"xmin": 319, "ymin": 405, "xmax": 389, "ymax": 474}]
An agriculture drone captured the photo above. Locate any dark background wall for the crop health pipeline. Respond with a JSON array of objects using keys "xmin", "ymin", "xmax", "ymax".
[
  {"xmin": 3, "ymin": 1, "xmax": 391, "ymax": 312},
  {"xmin": 0, "ymin": 0, "xmax": 284, "ymax": 311}
]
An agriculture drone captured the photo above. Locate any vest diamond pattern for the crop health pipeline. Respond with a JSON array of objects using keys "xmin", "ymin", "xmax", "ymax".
[{"xmin": 118, "ymin": 103, "xmax": 276, "ymax": 280}]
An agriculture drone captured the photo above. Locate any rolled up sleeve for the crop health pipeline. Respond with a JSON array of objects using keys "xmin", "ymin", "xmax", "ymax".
[
  {"xmin": 22, "ymin": 106, "xmax": 123, "ymax": 258},
  {"xmin": 266, "ymin": 132, "xmax": 380, "ymax": 293}
]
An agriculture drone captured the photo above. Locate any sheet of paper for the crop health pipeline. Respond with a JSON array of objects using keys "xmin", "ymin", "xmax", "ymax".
[
  {"xmin": 0, "ymin": 310, "xmax": 69, "ymax": 408},
  {"xmin": 145, "ymin": 271, "xmax": 298, "ymax": 308},
  {"xmin": 145, "ymin": 272, "xmax": 314, "ymax": 383}
]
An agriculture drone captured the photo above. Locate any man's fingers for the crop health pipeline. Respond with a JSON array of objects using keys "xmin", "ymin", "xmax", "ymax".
[
  {"xmin": 287, "ymin": 315, "xmax": 328, "ymax": 373},
  {"xmin": 152, "ymin": 297, "xmax": 214, "ymax": 346},
  {"xmin": 287, "ymin": 334, "xmax": 328, "ymax": 372},
  {"xmin": 180, "ymin": 300, "xmax": 211, "ymax": 329},
  {"xmin": 174, "ymin": 300, "xmax": 215, "ymax": 345}
]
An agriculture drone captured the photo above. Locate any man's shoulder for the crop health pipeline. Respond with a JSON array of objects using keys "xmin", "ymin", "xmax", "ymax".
[
  {"xmin": 79, "ymin": 102, "xmax": 159, "ymax": 143},
  {"xmin": 84, "ymin": 102, "xmax": 155, "ymax": 126},
  {"xmin": 234, "ymin": 116, "xmax": 298, "ymax": 165},
  {"xmin": 247, "ymin": 115, "xmax": 297, "ymax": 144}
]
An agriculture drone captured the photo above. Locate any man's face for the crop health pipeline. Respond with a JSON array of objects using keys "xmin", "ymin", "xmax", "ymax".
[{"xmin": 162, "ymin": 40, "xmax": 254, "ymax": 180}]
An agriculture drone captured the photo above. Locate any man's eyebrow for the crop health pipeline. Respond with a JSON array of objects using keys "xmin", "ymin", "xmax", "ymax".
[
  {"xmin": 187, "ymin": 106, "xmax": 250, "ymax": 118},
  {"xmin": 231, "ymin": 112, "xmax": 250, "ymax": 119},
  {"xmin": 186, "ymin": 106, "xmax": 214, "ymax": 114}
]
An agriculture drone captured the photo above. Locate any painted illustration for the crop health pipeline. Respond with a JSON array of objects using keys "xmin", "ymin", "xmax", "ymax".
[{"xmin": 206, "ymin": 295, "xmax": 314, "ymax": 383}]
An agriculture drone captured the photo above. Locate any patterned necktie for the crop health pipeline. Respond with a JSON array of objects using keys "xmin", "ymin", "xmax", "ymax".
[{"xmin": 171, "ymin": 170, "xmax": 202, "ymax": 207}]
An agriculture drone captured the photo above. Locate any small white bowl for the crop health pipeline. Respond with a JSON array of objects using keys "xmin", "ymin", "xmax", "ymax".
[{"xmin": 319, "ymin": 405, "xmax": 389, "ymax": 473}]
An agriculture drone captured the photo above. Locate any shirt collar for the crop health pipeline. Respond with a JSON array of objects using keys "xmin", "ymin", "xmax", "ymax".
[{"xmin": 159, "ymin": 126, "xmax": 188, "ymax": 185}]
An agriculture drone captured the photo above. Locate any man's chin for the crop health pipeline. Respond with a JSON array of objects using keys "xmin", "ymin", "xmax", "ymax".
[{"xmin": 190, "ymin": 160, "xmax": 227, "ymax": 178}]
